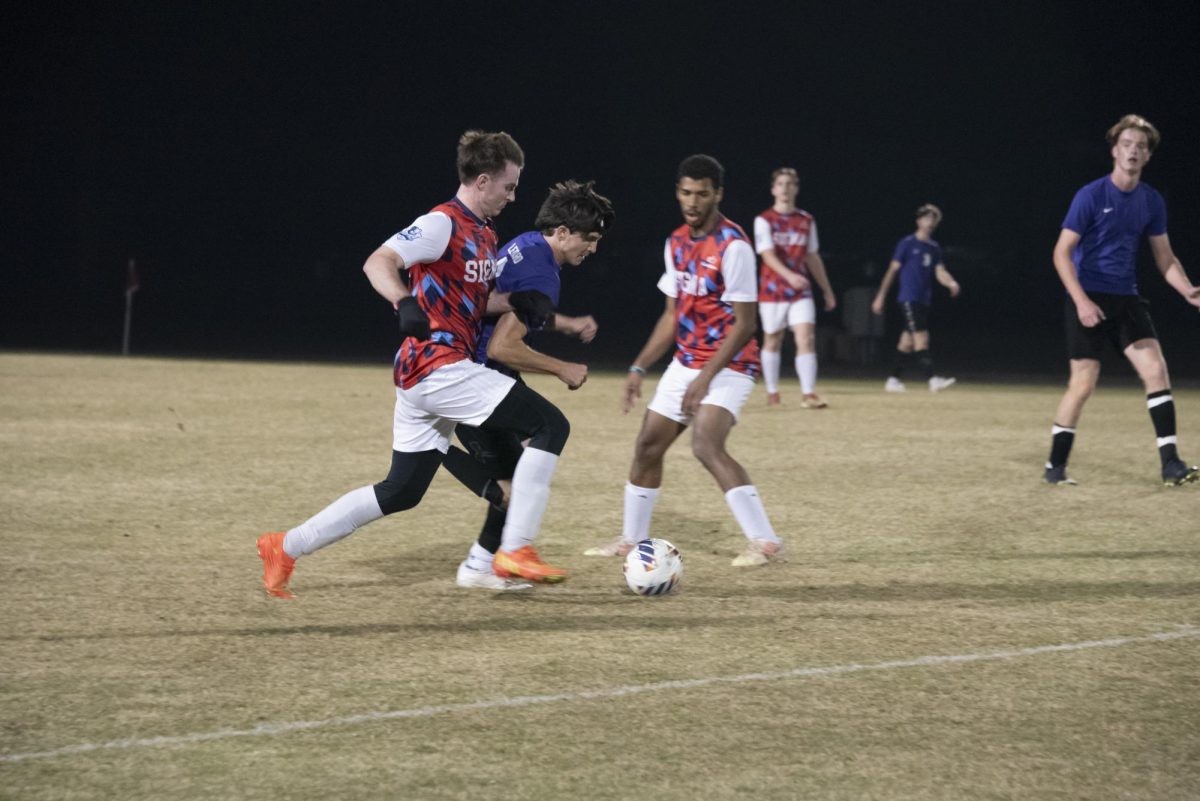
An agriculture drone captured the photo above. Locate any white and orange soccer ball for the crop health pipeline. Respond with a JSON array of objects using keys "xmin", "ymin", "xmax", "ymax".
[{"xmin": 623, "ymin": 538, "xmax": 683, "ymax": 596}]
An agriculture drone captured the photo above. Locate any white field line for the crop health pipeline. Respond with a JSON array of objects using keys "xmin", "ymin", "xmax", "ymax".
[{"xmin": 2, "ymin": 627, "xmax": 1196, "ymax": 764}]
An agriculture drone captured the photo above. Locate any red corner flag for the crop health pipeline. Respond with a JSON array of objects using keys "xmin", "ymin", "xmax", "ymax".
[{"xmin": 125, "ymin": 258, "xmax": 140, "ymax": 295}]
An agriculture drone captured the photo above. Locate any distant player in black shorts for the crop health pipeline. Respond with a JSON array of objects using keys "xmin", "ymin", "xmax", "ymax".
[
  {"xmin": 1045, "ymin": 114, "xmax": 1200, "ymax": 486},
  {"xmin": 871, "ymin": 204, "xmax": 961, "ymax": 393}
]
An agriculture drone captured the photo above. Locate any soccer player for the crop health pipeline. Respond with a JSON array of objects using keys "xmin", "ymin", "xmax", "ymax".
[
  {"xmin": 446, "ymin": 180, "xmax": 614, "ymax": 590},
  {"xmin": 584, "ymin": 154, "xmax": 783, "ymax": 567},
  {"xmin": 871, "ymin": 204, "xmax": 961, "ymax": 393},
  {"xmin": 256, "ymin": 130, "xmax": 574, "ymax": 598},
  {"xmin": 756, "ymin": 167, "xmax": 836, "ymax": 408},
  {"xmin": 1044, "ymin": 114, "xmax": 1200, "ymax": 487}
]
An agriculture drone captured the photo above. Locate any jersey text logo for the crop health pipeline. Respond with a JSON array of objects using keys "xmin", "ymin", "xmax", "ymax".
[{"xmin": 464, "ymin": 259, "xmax": 497, "ymax": 283}]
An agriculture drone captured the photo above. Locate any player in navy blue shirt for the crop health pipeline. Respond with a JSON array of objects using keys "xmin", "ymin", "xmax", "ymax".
[
  {"xmin": 442, "ymin": 180, "xmax": 615, "ymax": 589},
  {"xmin": 871, "ymin": 204, "xmax": 961, "ymax": 393},
  {"xmin": 1045, "ymin": 115, "xmax": 1200, "ymax": 487}
]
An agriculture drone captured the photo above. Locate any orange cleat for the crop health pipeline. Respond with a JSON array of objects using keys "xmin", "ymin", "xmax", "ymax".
[
  {"xmin": 493, "ymin": 545, "xmax": 567, "ymax": 584},
  {"xmin": 766, "ymin": 392, "xmax": 782, "ymax": 406},
  {"xmin": 257, "ymin": 531, "xmax": 296, "ymax": 599}
]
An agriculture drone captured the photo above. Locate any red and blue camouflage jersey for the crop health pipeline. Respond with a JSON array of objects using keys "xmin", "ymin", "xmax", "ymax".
[
  {"xmin": 658, "ymin": 216, "xmax": 760, "ymax": 377},
  {"xmin": 755, "ymin": 208, "xmax": 818, "ymax": 302},
  {"xmin": 386, "ymin": 198, "xmax": 500, "ymax": 389}
]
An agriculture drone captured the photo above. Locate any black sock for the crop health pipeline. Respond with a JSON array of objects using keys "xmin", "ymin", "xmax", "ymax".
[
  {"xmin": 477, "ymin": 504, "xmax": 506, "ymax": 555},
  {"xmin": 914, "ymin": 349, "xmax": 934, "ymax": 380},
  {"xmin": 1147, "ymin": 389, "xmax": 1178, "ymax": 465},
  {"xmin": 891, "ymin": 351, "xmax": 912, "ymax": 379},
  {"xmin": 1048, "ymin": 423, "xmax": 1075, "ymax": 468}
]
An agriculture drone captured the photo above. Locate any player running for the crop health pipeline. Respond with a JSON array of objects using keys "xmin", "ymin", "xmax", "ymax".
[
  {"xmin": 755, "ymin": 167, "xmax": 836, "ymax": 408},
  {"xmin": 871, "ymin": 204, "xmax": 961, "ymax": 393},
  {"xmin": 1044, "ymin": 114, "xmax": 1200, "ymax": 487},
  {"xmin": 584, "ymin": 154, "xmax": 783, "ymax": 568},
  {"xmin": 256, "ymin": 130, "xmax": 573, "ymax": 598},
  {"xmin": 443, "ymin": 180, "xmax": 615, "ymax": 590}
]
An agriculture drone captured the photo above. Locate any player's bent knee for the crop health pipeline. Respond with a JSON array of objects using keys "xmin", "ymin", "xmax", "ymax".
[
  {"xmin": 481, "ymin": 384, "xmax": 570, "ymax": 456},
  {"xmin": 373, "ymin": 450, "xmax": 442, "ymax": 515}
]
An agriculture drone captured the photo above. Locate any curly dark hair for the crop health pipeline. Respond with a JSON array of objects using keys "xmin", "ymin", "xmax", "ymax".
[{"xmin": 534, "ymin": 180, "xmax": 615, "ymax": 235}]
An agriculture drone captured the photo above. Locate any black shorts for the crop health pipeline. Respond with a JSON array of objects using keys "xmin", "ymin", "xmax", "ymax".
[
  {"xmin": 898, "ymin": 301, "xmax": 930, "ymax": 334},
  {"xmin": 1064, "ymin": 292, "xmax": 1157, "ymax": 361}
]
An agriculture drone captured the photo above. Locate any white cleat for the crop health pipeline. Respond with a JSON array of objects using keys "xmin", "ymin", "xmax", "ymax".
[
  {"xmin": 884, "ymin": 377, "xmax": 906, "ymax": 393},
  {"xmin": 455, "ymin": 561, "xmax": 533, "ymax": 591},
  {"xmin": 731, "ymin": 539, "xmax": 786, "ymax": 568},
  {"xmin": 583, "ymin": 537, "xmax": 635, "ymax": 557},
  {"xmin": 928, "ymin": 376, "xmax": 957, "ymax": 393}
]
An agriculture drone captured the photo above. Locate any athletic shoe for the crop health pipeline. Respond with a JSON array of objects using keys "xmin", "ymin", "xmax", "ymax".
[
  {"xmin": 929, "ymin": 376, "xmax": 957, "ymax": 393},
  {"xmin": 493, "ymin": 545, "xmax": 567, "ymax": 583},
  {"xmin": 455, "ymin": 561, "xmax": 532, "ymax": 591},
  {"xmin": 1161, "ymin": 459, "xmax": 1200, "ymax": 487},
  {"xmin": 257, "ymin": 531, "xmax": 296, "ymax": 599},
  {"xmin": 1043, "ymin": 465, "xmax": 1077, "ymax": 486},
  {"xmin": 583, "ymin": 537, "xmax": 635, "ymax": 557},
  {"xmin": 885, "ymin": 377, "xmax": 906, "ymax": 393},
  {"xmin": 766, "ymin": 392, "xmax": 782, "ymax": 406},
  {"xmin": 731, "ymin": 539, "xmax": 785, "ymax": 567},
  {"xmin": 800, "ymin": 392, "xmax": 828, "ymax": 409}
]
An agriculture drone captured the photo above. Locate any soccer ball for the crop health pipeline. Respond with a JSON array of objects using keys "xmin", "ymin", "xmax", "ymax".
[{"xmin": 623, "ymin": 538, "xmax": 683, "ymax": 596}]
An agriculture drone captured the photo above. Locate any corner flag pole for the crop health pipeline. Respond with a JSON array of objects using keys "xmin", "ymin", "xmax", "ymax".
[{"xmin": 122, "ymin": 258, "xmax": 139, "ymax": 356}]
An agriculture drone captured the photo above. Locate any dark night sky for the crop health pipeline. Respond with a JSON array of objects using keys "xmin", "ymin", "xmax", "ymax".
[{"xmin": 4, "ymin": 1, "xmax": 1199, "ymax": 375}]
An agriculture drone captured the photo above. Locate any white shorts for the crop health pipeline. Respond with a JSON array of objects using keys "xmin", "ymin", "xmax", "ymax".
[
  {"xmin": 759, "ymin": 297, "xmax": 816, "ymax": 333},
  {"xmin": 647, "ymin": 359, "xmax": 756, "ymax": 425},
  {"xmin": 392, "ymin": 360, "xmax": 516, "ymax": 453}
]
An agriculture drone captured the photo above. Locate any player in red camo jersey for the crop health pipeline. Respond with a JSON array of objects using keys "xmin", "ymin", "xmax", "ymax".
[
  {"xmin": 755, "ymin": 167, "xmax": 836, "ymax": 408},
  {"xmin": 256, "ymin": 130, "xmax": 573, "ymax": 598},
  {"xmin": 584, "ymin": 154, "xmax": 784, "ymax": 568}
]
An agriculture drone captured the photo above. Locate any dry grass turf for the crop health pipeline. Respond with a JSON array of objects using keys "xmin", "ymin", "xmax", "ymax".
[{"xmin": 0, "ymin": 352, "xmax": 1197, "ymax": 800}]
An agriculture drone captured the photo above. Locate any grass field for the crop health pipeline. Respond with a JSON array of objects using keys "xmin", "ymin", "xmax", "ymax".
[{"xmin": 1, "ymin": 352, "xmax": 1198, "ymax": 800}]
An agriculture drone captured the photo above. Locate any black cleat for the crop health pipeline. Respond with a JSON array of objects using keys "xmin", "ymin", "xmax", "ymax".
[
  {"xmin": 1044, "ymin": 465, "xmax": 1077, "ymax": 486},
  {"xmin": 1162, "ymin": 459, "xmax": 1200, "ymax": 487}
]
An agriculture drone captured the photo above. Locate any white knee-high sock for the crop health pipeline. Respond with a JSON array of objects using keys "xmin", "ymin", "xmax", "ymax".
[
  {"xmin": 284, "ymin": 485, "xmax": 383, "ymax": 558},
  {"xmin": 465, "ymin": 542, "xmax": 494, "ymax": 571},
  {"xmin": 724, "ymin": 485, "xmax": 780, "ymax": 543},
  {"xmin": 796, "ymin": 352, "xmax": 817, "ymax": 394},
  {"xmin": 762, "ymin": 350, "xmax": 782, "ymax": 393},
  {"xmin": 500, "ymin": 447, "xmax": 559, "ymax": 551},
  {"xmin": 622, "ymin": 482, "xmax": 661, "ymax": 543}
]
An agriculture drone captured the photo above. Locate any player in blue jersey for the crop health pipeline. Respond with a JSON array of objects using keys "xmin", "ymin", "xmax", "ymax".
[
  {"xmin": 442, "ymin": 180, "xmax": 615, "ymax": 589},
  {"xmin": 871, "ymin": 204, "xmax": 961, "ymax": 392},
  {"xmin": 1044, "ymin": 115, "xmax": 1200, "ymax": 487}
]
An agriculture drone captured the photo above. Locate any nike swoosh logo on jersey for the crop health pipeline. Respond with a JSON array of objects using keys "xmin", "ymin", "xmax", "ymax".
[{"xmin": 1102, "ymin": 208, "xmax": 1114, "ymax": 213}]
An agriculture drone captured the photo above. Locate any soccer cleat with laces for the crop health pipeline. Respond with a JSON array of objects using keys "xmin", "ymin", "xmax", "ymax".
[
  {"xmin": 493, "ymin": 545, "xmax": 568, "ymax": 583},
  {"xmin": 583, "ymin": 537, "xmax": 635, "ymax": 557},
  {"xmin": 1162, "ymin": 459, "xmax": 1200, "ymax": 487},
  {"xmin": 1043, "ymin": 464, "xmax": 1077, "ymax": 486},
  {"xmin": 731, "ymin": 539, "xmax": 785, "ymax": 567},
  {"xmin": 929, "ymin": 376, "xmax": 957, "ymax": 393},
  {"xmin": 800, "ymin": 392, "xmax": 828, "ymax": 409},
  {"xmin": 257, "ymin": 531, "xmax": 296, "ymax": 599},
  {"xmin": 885, "ymin": 377, "xmax": 906, "ymax": 393},
  {"xmin": 456, "ymin": 561, "xmax": 532, "ymax": 591}
]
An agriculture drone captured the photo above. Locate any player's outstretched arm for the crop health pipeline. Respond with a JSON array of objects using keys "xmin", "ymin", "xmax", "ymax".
[
  {"xmin": 623, "ymin": 299, "xmax": 676, "ymax": 414},
  {"xmin": 487, "ymin": 312, "xmax": 588, "ymax": 389},
  {"xmin": 1149, "ymin": 234, "xmax": 1200, "ymax": 309},
  {"xmin": 871, "ymin": 261, "xmax": 901, "ymax": 314}
]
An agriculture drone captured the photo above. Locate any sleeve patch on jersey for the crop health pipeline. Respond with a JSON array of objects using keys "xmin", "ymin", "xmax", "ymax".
[
  {"xmin": 507, "ymin": 243, "xmax": 524, "ymax": 263},
  {"xmin": 395, "ymin": 225, "xmax": 423, "ymax": 241}
]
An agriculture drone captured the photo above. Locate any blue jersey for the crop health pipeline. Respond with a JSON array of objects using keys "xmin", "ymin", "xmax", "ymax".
[
  {"xmin": 1062, "ymin": 176, "xmax": 1167, "ymax": 296},
  {"xmin": 475, "ymin": 230, "xmax": 562, "ymax": 366},
  {"xmin": 891, "ymin": 234, "xmax": 943, "ymax": 305}
]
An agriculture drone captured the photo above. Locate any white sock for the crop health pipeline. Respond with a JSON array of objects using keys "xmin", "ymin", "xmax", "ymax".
[
  {"xmin": 724, "ymin": 485, "xmax": 780, "ymax": 544},
  {"xmin": 500, "ymin": 447, "xmax": 559, "ymax": 551},
  {"xmin": 622, "ymin": 482, "xmax": 660, "ymax": 543},
  {"xmin": 762, "ymin": 350, "xmax": 782, "ymax": 393},
  {"xmin": 465, "ymin": 542, "xmax": 494, "ymax": 571},
  {"xmin": 284, "ymin": 485, "xmax": 383, "ymax": 558},
  {"xmin": 796, "ymin": 352, "xmax": 817, "ymax": 394}
]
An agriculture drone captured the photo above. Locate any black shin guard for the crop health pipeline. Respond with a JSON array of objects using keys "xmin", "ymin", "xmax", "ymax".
[
  {"xmin": 914, "ymin": 349, "xmax": 934, "ymax": 380},
  {"xmin": 1147, "ymin": 389, "xmax": 1178, "ymax": 464},
  {"xmin": 476, "ymin": 504, "xmax": 506, "ymax": 555}
]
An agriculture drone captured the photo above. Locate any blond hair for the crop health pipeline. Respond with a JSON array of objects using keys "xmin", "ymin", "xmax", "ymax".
[{"xmin": 1106, "ymin": 114, "xmax": 1160, "ymax": 153}]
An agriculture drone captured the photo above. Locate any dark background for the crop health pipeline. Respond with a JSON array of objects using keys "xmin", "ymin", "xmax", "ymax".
[{"xmin": 4, "ymin": 1, "xmax": 1199, "ymax": 378}]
